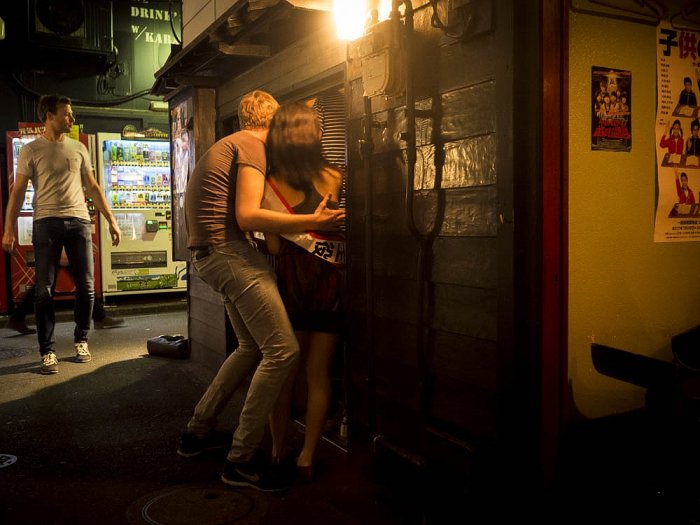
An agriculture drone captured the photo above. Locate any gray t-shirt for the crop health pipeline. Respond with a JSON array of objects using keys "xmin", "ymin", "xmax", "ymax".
[
  {"xmin": 185, "ymin": 131, "xmax": 266, "ymax": 248},
  {"xmin": 16, "ymin": 135, "xmax": 92, "ymax": 221}
]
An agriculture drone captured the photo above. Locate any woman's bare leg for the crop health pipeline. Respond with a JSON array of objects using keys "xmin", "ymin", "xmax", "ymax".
[{"xmin": 297, "ymin": 331, "xmax": 338, "ymax": 467}]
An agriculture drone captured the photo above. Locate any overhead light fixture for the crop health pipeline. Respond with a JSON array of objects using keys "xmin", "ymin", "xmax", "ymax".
[{"xmin": 333, "ymin": 0, "xmax": 393, "ymax": 41}]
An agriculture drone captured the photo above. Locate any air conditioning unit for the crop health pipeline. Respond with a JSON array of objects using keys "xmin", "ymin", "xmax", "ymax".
[{"xmin": 29, "ymin": 0, "xmax": 112, "ymax": 55}]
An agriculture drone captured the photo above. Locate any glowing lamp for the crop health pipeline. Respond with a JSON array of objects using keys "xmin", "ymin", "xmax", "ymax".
[{"xmin": 333, "ymin": 0, "xmax": 393, "ymax": 41}]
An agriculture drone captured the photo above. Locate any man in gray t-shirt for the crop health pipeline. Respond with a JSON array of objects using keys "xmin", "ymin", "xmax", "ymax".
[{"xmin": 2, "ymin": 94, "xmax": 122, "ymax": 374}]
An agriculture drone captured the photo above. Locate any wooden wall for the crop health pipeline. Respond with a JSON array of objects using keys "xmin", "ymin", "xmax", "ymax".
[{"xmin": 344, "ymin": 0, "xmax": 541, "ymax": 472}]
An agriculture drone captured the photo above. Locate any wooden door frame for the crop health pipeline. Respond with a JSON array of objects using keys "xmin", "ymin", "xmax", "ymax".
[{"xmin": 541, "ymin": 0, "xmax": 568, "ymax": 481}]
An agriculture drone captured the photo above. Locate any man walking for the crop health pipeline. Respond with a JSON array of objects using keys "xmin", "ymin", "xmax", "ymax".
[
  {"xmin": 179, "ymin": 90, "xmax": 345, "ymax": 491},
  {"xmin": 2, "ymin": 94, "xmax": 122, "ymax": 374}
]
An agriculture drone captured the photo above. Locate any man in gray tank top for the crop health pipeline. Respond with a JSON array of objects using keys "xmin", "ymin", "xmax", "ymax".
[{"xmin": 2, "ymin": 94, "xmax": 122, "ymax": 374}]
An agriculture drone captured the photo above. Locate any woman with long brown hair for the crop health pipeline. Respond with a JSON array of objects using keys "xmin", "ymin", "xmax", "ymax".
[{"xmin": 263, "ymin": 102, "xmax": 345, "ymax": 480}]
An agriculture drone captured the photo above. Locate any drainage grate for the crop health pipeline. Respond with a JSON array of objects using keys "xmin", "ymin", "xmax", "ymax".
[
  {"xmin": 126, "ymin": 484, "xmax": 254, "ymax": 525},
  {"xmin": 0, "ymin": 454, "xmax": 17, "ymax": 469}
]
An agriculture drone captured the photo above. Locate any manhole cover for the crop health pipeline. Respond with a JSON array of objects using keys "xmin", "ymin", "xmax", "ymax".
[
  {"xmin": 0, "ymin": 348, "xmax": 31, "ymax": 360},
  {"xmin": 126, "ymin": 484, "xmax": 254, "ymax": 525},
  {"xmin": 0, "ymin": 454, "xmax": 17, "ymax": 469}
]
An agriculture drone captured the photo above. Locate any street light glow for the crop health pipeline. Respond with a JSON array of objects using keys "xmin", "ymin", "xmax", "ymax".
[
  {"xmin": 334, "ymin": 0, "xmax": 367, "ymax": 41},
  {"xmin": 333, "ymin": 0, "xmax": 393, "ymax": 41}
]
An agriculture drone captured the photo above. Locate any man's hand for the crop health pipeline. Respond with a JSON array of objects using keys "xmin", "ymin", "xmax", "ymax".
[
  {"xmin": 313, "ymin": 193, "xmax": 346, "ymax": 231},
  {"xmin": 109, "ymin": 221, "xmax": 122, "ymax": 246},
  {"xmin": 2, "ymin": 230, "xmax": 16, "ymax": 254}
]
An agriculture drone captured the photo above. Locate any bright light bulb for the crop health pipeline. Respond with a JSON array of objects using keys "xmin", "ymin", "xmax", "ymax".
[
  {"xmin": 334, "ymin": 0, "xmax": 369, "ymax": 41},
  {"xmin": 378, "ymin": 0, "xmax": 392, "ymax": 21}
]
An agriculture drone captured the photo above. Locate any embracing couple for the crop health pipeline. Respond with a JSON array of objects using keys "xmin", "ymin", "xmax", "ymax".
[{"xmin": 180, "ymin": 90, "xmax": 346, "ymax": 491}]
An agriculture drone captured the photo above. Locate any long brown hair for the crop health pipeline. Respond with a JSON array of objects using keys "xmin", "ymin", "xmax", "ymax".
[{"xmin": 267, "ymin": 102, "xmax": 326, "ymax": 193}]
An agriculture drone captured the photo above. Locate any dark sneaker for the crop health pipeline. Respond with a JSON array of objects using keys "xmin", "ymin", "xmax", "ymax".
[
  {"xmin": 177, "ymin": 430, "xmax": 230, "ymax": 457},
  {"xmin": 94, "ymin": 316, "xmax": 125, "ymax": 329},
  {"xmin": 40, "ymin": 352, "xmax": 59, "ymax": 374},
  {"xmin": 8, "ymin": 317, "xmax": 36, "ymax": 335},
  {"xmin": 221, "ymin": 459, "xmax": 290, "ymax": 492},
  {"xmin": 74, "ymin": 342, "xmax": 91, "ymax": 363}
]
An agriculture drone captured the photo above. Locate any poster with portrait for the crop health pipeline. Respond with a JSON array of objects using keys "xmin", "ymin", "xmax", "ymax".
[
  {"xmin": 591, "ymin": 66, "xmax": 632, "ymax": 151},
  {"xmin": 170, "ymin": 97, "xmax": 193, "ymax": 260},
  {"xmin": 654, "ymin": 22, "xmax": 700, "ymax": 242}
]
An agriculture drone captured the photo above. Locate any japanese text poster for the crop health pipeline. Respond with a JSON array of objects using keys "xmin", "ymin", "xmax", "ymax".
[
  {"xmin": 655, "ymin": 23, "xmax": 700, "ymax": 242},
  {"xmin": 592, "ymin": 66, "xmax": 632, "ymax": 151}
]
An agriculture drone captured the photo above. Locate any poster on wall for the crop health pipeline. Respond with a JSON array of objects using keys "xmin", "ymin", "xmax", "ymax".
[
  {"xmin": 170, "ymin": 98, "xmax": 193, "ymax": 261},
  {"xmin": 654, "ymin": 22, "xmax": 700, "ymax": 242},
  {"xmin": 591, "ymin": 66, "xmax": 632, "ymax": 152}
]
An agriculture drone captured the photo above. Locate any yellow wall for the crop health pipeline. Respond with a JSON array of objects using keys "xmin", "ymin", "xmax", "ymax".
[{"xmin": 569, "ymin": 12, "xmax": 700, "ymax": 417}]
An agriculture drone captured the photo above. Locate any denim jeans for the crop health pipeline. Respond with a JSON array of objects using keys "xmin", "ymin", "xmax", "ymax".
[
  {"xmin": 187, "ymin": 240, "xmax": 299, "ymax": 463},
  {"xmin": 33, "ymin": 217, "xmax": 94, "ymax": 355}
]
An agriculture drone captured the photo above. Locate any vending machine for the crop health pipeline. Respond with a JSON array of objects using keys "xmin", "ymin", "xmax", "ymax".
[
  {"xmin": 5, "ymin": 124, "xmax": 102, "ymax": 305},
  {"xmin": 96, "ymin": 132, "xmax": 186, "ymax": 295}
]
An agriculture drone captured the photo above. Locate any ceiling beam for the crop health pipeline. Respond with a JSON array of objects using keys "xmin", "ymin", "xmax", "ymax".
[{"xmin": 215, "ymin": 42, "xmax": 271, "ymax": 57}]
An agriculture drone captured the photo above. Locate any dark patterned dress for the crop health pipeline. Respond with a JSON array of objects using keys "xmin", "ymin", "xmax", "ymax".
[{"xmin": 274, "ymin": 189, "xmax": 345, "ymax": 333}]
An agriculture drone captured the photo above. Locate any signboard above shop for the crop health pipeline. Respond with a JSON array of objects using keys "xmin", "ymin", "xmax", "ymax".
[{"xmin": 112, "ymin": 1, "xmax": 182, "ymax": 97}]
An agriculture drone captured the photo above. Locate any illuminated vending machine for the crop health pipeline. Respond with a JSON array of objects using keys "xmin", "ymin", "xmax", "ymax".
[
  {"xmin": 96, "ymin": 132, "xmax": 186, "ymax": 295},
  {"xmin": 5, "ymin": 124, "xmax": 102, "ymax": 305}
]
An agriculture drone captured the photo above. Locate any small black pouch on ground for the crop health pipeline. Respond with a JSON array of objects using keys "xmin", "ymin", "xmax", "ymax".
[{"xmin": 147, "ymin": 334, "xmax": 190, "ymax": 359}]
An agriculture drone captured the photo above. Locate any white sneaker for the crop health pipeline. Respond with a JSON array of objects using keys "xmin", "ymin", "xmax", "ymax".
[
  {"xmin": 40, "ymin": 352, "xmax": 59, "ymax": 374},
  {"xmin": 74, "ymin": 342, "xmax": 91, "ymax": 363}
]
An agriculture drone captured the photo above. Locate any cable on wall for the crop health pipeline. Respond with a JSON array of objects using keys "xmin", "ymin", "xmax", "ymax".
[
  {"xmin": 169, "ymin": 0, "xmax": 182, "ymax": 45},
  {"xmin": 11, "ymin": 72, "xmax": 154, "ymax": 107}
]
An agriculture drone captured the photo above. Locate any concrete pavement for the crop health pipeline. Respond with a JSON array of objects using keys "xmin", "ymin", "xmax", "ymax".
[{"xmin": 0, "ymin": 304, "xmax": 405, "ymax": 525}]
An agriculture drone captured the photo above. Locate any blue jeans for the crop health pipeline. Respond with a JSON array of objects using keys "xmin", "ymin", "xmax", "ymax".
[
  {"xmin": 187, "ymin": 240, "xmax": 300, "ymax": 463},
  {"xmin": 33, "ymin": 217, "xmax": 94, "ymax": 355}
]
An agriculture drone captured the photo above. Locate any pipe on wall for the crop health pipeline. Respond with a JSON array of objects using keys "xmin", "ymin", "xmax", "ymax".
[
  {"xmin": 397, "ymin": 0, "xmax": 473, "ymax": 454},
  {"xmin": 361, "ymin": 94, "xmax": 377, "ymax": 434}
]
